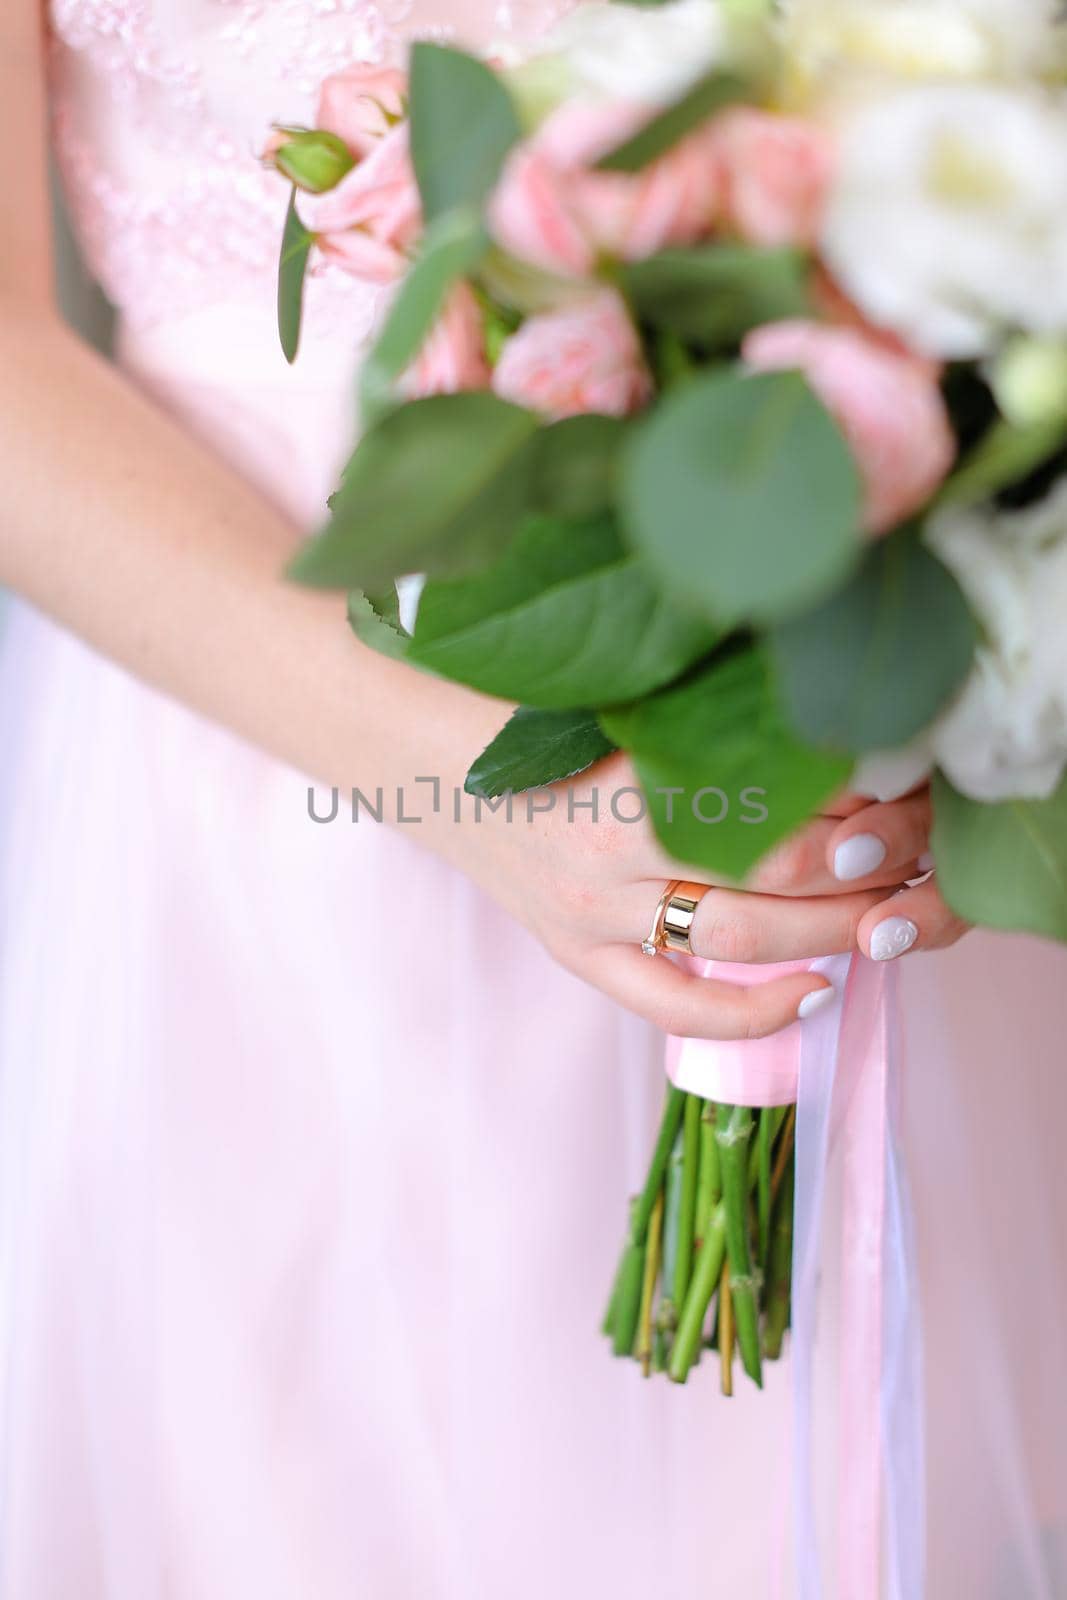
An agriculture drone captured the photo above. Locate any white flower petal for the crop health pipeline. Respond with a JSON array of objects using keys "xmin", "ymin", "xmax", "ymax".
[
  {"xmin": 923, "ymin": 481, "xmax": 1067, "ymax": 801},
  {"xmin": 535, "ymin": 0, "xmax": 731, "ymax": 104},
  {"xmin": 821, "ymin": 85, "xmax": 1067, "ymax": 359}
]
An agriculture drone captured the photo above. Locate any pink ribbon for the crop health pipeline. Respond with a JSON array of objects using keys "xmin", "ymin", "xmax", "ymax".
[{"xmin": 666, "ymin": 954, "xmax": 923, "ymax": 1600}]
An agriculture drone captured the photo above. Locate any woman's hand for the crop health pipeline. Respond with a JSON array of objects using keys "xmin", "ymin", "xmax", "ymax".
[
  {"xmin": 465, "ymin": 753, "xmax": 970, "ymax": 1043},
  {"xmin": 821, "ymin": 788, "xmax": 972, "ymax": 963}
]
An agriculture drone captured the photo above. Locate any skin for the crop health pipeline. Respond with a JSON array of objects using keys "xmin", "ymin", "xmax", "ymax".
[{"xmin": 1, "ymin": 0, "xmax": 968, "ymax": 1043}]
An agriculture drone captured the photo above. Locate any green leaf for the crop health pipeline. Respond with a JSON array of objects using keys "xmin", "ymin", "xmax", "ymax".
[
  {"xmin": 533, "ymin": 414, "xmax": 626, "ymax": 518},
  {"xmin": 601, "ymin": 645, "xmax": 851, "ymax": 879},
  {"xmin": 466, "ymin": 707, "xmax": 617, "ymax": 798},
  {"xmin": 409, "ymin": 44, "xmax": 522, "ymax": 223},
  {"xmin": 620, "ymin": 368, "xmax": 862, "ymax": 626},
  {"xmin": 595, "ymin": 70, "xmax": 749, "ymax": 172},
  {"xmin": 619, "ymin": 245, "xmax": 811, "ymax": 348},
  {"xmin": 278, "ymin": 188, "xmax": 313, "ymax": 365},
  {"xmin": 769, "ymin": 530, "xmax": 977, "ymax": 753},
  {"xmin": 936, "ymin": 415, "xmax": 1067, "ymax": 510},
  {"xmin": 347, "ymin": 587, "xmax": 411, "ymax": 661},
  {"xmin": 359, "ymin": 208, "xmax": 488, "ymax": 425},
  {"xmin": 409, "ymin": 513, "xmax": 720, "ymax": 708},
  {"xmin": 932, "ymin": 772, "xmax": 1067, "ymax": 943},
  {"xmin": 288, "ymin": 393, "xmax": 540, "ymax": 590}
]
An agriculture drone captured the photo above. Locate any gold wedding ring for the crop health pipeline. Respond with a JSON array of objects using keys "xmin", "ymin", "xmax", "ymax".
[
  {"xmin": 641, "ymin": 880, "xmax": 708, "ymax": 957},
  {"xmin": 662, "ymin": 882, "xmax": 707, "ymax": 954},
  {"xmin": 641, "ymin": 880, "xmax": 681, "ymax": 956}
]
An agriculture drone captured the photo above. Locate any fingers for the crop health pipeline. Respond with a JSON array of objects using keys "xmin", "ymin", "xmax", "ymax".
[
  {"xmin": 634, "ymin": 815, "xmax": 916, "ymax": 899},
  {"xmin": 604, "ymin": 780, "xmax": 929, "ymax": 900},
  {"xmin": 614, "ymin": 881, "xmax": 906, "ymax": 963},
  {"xmin": 690, "ymin": 885, "xmax": 899, "ymax": 964},
  {"xmin": 821, "ymin": 788, "xmax": 875, "ymax": 820},
  {"xmin": 748, "ymin": 818, "xmax": 920, "ymax": 897},
  {"xmin": 824, "ymin": 791, "xmax": 932, "ymax": 886},
  {"xmin": 857, "ymin": 875, "xmax": 971, "ymax": 963},
  {"xmin": 588, "ymin": 945, "xmax": 836, "ymax": 1041}
]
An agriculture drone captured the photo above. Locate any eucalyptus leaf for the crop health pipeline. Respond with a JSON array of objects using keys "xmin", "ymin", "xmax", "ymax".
[
  {"xmin": 620, "ymin": 368, "xmax": 862, "ymax": 626},
  {"xmin": 770, "ymin": 530, "xmax": 977, "ymax": 753},
  {"xmin": 602, "ymin": 645, "xmax": 851, "ymax": 879},
  {"xmin": 409, "ymin": 513, "xmax": 720, "ymax": 707},
  {"xmin": 409, "ymin": 44, "xmax": 521, "ymax": 222},
  {"xmin": 466, "ymin": 707, "xmax": 617, "ymax": 798},
  {"xmin": 932, "ymin": 771, "xmax": 1067, "ymax": 943},
  {"xmin": 288, "ymin": 393, "xmax": 540, "ymax": 590},
  {"xmin": 619, "ymin": 245, "xmax": 810, "ymax": 348},
  {"xmin": 595, "ymin": 71, "xmax": 749, "ymax": 172},
  {"xmin": 359, "ymin": 208, "xmax": 488, "ymax": 425},
  {"xmin": 347, "ymin": 588, "xmax": 411, "ymax": 661},
  {"xmin": 533, "ymin": 414, "xmax": 626, "ymax": 518},
  {"xmin": 278, "ymin": 189, "xmax": 313, "ymax": 365}
]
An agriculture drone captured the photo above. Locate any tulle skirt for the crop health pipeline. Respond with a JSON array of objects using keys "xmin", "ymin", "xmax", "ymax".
[{"xmin": 0, "ymin": 305, "xmax": 1065, "ymax": 1598}]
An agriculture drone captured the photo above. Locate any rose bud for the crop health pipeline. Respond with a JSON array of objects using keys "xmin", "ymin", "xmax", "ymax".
[{"xmin": 266, "ymin": 127, "xmax": 355, "ymax": 194}]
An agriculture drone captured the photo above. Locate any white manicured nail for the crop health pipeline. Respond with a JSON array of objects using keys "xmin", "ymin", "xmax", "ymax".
[
  {"xmin": 833, "ymin": 832, "xmax": 887, "ymax": 881},
  {"xmin": 917, "ymin": 851, "xmax": 935, "ymax": 874},
  {"xmin": 870, "ymin": 916, "xmax": 919, "ymax": 962},
  {"xmin": 797, "ymin": 986, "xmax": 835, "ymax": 1020}
]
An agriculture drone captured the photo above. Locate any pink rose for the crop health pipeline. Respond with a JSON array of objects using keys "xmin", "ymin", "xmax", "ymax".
[
  {"xmin": 492, "ymin": 290, "xmax": 652, "ymax": 419},
  {"xmin": 488, "ymin": 100, "xmax": 720, "ymax": 277},
  {"xmin": 316, "ymin": 64, "xmax": 407, "ymax": 158},
  {"xmin": 300, "ymin": 124, "xmax": 420, "ymax": 284},
  {"xmin": 742, "ymin": 320, "xmax": 955, "ymax": 534},
  {"xmin": 713, "ymin": 110, "xmax": 833, "ymax": 248},
  {"xmin": 401, "ymin": 284, "xmax": 490, "ymax": 399}
]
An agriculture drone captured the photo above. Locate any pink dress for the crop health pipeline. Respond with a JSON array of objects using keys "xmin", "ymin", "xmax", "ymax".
[{"xmin": 0, "ymin": 2, "xmax": 1064, "ymax": 1594}]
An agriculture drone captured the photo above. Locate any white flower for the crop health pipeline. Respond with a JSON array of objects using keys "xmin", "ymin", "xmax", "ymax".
[
  {"xmin": 851, "ymin": 742, "xmax": 934, "ymax": 803},
  {"xmin": 782, "ymin": 0, "xmax": 1067, "ymax": 86},
  {"xmin": 855, "ymin": 479, "xmax": 1067, "ymax": 803},
  {"xmin": 923, "ymin": 481, "xmax": 1067, "ymax": 801},
  {"xmin": 821, "ymin": 84, "xmax": 1067, "ymax": 358},
  {"xmin": 532, "ymin": 0, "xmax": 733, "ymax": 105}
]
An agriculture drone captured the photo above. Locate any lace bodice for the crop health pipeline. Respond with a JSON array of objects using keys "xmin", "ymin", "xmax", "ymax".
[{"xmin": 47, "ymin": 0, "xmax": 574, "ymax": 338}]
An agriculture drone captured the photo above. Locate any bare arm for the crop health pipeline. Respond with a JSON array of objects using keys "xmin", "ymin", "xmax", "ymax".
[{"xmin": 0, "ymin": 1, "xmax": 506, "ymax": 823}]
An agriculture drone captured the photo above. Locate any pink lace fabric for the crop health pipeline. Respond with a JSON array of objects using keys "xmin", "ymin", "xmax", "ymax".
[{"xmin": 46, "ymin": 0, "xmax": 565, "ymax": 339}]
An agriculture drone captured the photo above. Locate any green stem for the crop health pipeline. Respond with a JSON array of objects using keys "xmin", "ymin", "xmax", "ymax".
[
  {"xmin": 660, "ymin": 1125, "xmax": 685, "ymax": 1331},
  {"xmin": 748, "ymin": 1104, "xmax": 789, "ymax": 1190},
  {"xmin": 668, "ymin": 1202, "xmax": 726, "ymax": 1384},
  {"xmin": 719, "ymin": 1262, "xmax": 734, "ymax": 1397},
  {"xmin": 717, "ymin": 1103, "xmax": 763, "ymax": 1390},
  {"xmin": 756, "ymin": 1108, "xmax": 772, "ymax": 1275},
  {"xmin": 602, "ymin": 1261, "xmax": 621, "ymax": 1340},
  {"xmin": 770, "ymin": 1106, "xmax": 797, "ymax": 1207},
  {"xmin": 694, "ymin": 1100, "xmax": 719, "ymax": 1247},
  {"xmin": 608, "ymin": 1086, "xmax": 686, "ymax": 1358},
  {"xmin": 636, "ymin": 1190, "xmax": 665, "ymax": 1375},
  {"xmin": 602, "ymin": 1193, "xmax": 639, "ymax": 1339},
  {"xmin": 633, "ymin": 1086, "xmax": 687, "ymax": 1246},
  {"xmin": 672, "ymin": 1094, "xmax": 701, "ymax": 1309},
  {"xmin": 610, "ymin": 1239, "xmax": 646, "ymax": 1358},
  {"xmin": 763, "ymin": 1151, "xmax": 795, "ymax": 1360}
]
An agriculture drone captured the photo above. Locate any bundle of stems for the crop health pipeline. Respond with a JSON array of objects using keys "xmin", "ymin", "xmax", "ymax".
[{"xmin": 603, "ymin": 1085, "xmax": 796, "ymax": 1390}]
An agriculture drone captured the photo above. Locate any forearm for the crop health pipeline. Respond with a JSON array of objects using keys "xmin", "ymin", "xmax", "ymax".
[{"xmin": 0, "ymin": 306, "xmax": 506, "ymax": 830}]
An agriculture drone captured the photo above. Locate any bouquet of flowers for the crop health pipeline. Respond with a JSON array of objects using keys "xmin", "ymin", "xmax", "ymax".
[{"xmin": 266, "ymin": 0, "xmax": 1067, "ymax": 1397}]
